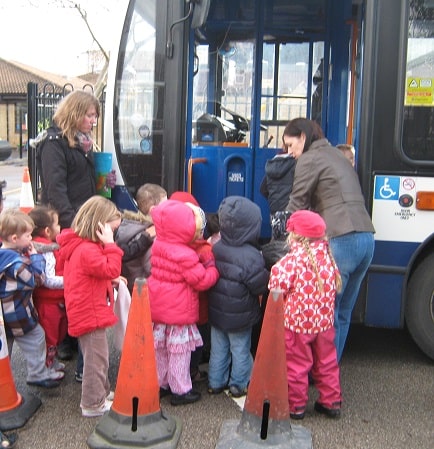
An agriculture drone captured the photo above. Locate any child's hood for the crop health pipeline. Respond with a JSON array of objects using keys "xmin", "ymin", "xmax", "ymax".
[
  {"xmin": 0, "ymin": 248, "xmax": 22, "ymax": 273},
  {"xmin": 56, "ymin": 228, "xmax": 84, "ymax": 262},
  {"xmin": 218, "ymin": 196, "xmax": 262, "ymax": 247},
  {"xmin": 32, "ymin": 236, "xmax": 59, "ymax": 254},
  {"xmin": 151, "ymin": 199, "xmax": 196, "ymax": 244},
  {"xmin": 265, "ymin": 154, "xmax": 296, "ymax": 180}
]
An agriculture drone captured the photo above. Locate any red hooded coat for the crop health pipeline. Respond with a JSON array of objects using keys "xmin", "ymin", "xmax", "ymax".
[{"xmin": 56, "ymin": 228, "xmax": 123, "ymax": 337}]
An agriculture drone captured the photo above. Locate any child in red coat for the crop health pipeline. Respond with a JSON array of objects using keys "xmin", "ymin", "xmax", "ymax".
[
  {"xmin": 57, "ymin": 196, "xmax": 123, "ymax": 417},
  {"xmin": 29, "ymin": 206, "xmax": 67, "ymax": 371}
]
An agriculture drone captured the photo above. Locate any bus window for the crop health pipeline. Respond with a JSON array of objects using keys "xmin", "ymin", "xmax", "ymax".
[
  {"xmin": 403, "ymin": 0, "xmax": 434, "ymax": 161},
  {"xmin": 192, "ymin": 41, "xmax": 253, "ymax": 146},
  {"xmin": 259, "ymin": 41, "xmax": 324, "ymax": 148},
  {"xmin": 116, "ymin": 2, "xmax": 157, "ymax": 155}
]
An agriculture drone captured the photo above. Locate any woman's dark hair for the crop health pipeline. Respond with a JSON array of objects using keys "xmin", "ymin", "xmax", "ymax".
[{"xmin": 283, "ymin": 118, "xmax": 324, "ymax": 153}]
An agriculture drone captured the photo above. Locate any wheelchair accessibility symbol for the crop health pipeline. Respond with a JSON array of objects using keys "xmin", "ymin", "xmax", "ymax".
[{"xmin": 375, "ymin": 176, "xmax": 400, "ymax": 200}]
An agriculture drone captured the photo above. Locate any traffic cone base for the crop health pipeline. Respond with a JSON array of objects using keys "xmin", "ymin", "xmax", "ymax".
[
  {"xmin": 87, "ymin": 278, "xmax": 182, "ymax": 449},
  {"xmin": 0, "ymin": 392, "xmax": 41, "ymax": 432},
  {"xmin": 216, "ymin": 420, "xmax": 311, "ymax": 449},
  {"xmin": 88, "ymin": 411, "xmax": 182, "ymax": 449},
  {"xmin": 0, "ymin": 306, "xmax": 41, "ymax": 430},
  {"xmin": 215, "ymin": 290, "xmax": 313, "ymax": 448}
]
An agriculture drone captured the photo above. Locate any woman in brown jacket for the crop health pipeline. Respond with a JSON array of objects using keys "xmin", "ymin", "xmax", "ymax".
[{"xmin": 284, "ymin": 118, "xmax": 375, "ymax": 362}]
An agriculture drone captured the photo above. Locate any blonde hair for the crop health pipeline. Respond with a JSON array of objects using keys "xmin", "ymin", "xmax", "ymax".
[
  {"xmin": 72, "ymin": 196, "xmax": 121, "ymax": 242},
  {"xmin": 0, "ymin": 208, "xmax": 34, "ymax": 240},
  {"xmin": 136, "ymin": 183, "xmax": 167, "ymax": 215},
  {"xmin": 53, "ymin": 91, "xmax": 100, "ymax": 147},
  {"xmin": 288, "ymin": 232, "xmax": 342, "ymax": 293},
  {"xmin": 185, "ymin": 203, "xmax": 206, "ymax": 241}
]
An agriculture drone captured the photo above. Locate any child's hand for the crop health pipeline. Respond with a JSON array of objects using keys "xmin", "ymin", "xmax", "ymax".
[
  {"xmin": 27, "ymin": 242, "xmax": 37, "ymax": 255},
  {"xmin": 96, "ymin": 222, "xmax": 114, "ymax": 244},
  {"xmin": 147, "ymin": 225, "xmax": 156, "ymax": 238},
  {"xmin": 112, "ymin": 276, "xmax": 127, "ymax": 288}
]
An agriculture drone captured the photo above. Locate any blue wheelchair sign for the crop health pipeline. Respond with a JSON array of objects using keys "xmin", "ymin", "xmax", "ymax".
[{"xmin": 374, "ymin": 176, "xmax": 400, "ymax": 200}]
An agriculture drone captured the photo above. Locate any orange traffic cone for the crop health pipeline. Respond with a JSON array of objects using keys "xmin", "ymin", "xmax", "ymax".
[
  {"xmin": 87, "ymin": 278, "xmax": 182, "ymax": 449},
  {"xmin": 215, "ymin": 290, "xmax": 312, "ymax": 449},
  {"xmin": 19, "ymin": 167, "xmax": 35, "ymax": 213},
  {"xmin": 0, "ymin": 304, "xmax": 41, "ymax": 430}
]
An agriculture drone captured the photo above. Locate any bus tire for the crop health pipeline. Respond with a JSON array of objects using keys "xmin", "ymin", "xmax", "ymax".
[{"xmin": 406, "ymin": 254, "xmax": 434, "ymax": 360}]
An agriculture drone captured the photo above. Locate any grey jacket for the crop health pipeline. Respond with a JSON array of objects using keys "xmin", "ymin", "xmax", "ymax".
[{"xmin": 286, "ymin": 138, "xmax": 375, "ymax": 238}]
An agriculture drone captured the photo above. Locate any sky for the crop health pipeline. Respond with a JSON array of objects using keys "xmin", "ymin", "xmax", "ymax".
[{"xmin": 0, "ymin": 0, "xmax": 127, "ymax": 76}]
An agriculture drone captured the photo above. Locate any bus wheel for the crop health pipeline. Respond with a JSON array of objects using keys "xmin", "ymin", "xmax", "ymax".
[{"xmin": 406, "ymin": 254, "xmax": 434, "ymax": 360}]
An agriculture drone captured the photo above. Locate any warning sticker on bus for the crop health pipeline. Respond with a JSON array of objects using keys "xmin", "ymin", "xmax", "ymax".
[{"xmin": 405, "ymin": 77, "xmax": 434, "ymax": 106}]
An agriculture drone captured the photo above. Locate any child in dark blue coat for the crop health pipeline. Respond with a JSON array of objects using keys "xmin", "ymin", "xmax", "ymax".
[{"xmin": 207, "ymin": 196, "xmax": 269, "ymax": 397}]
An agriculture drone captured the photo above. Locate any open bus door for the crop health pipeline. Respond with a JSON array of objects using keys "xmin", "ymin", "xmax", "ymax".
[{"xmin": 185, "ymin": 0, "xmax": 358, "ymax": 238}]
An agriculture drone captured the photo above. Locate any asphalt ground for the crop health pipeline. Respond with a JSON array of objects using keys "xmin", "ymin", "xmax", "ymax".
[{"xmin": 3, "ymin": 324, "xmax": 433, "ymax": 449}]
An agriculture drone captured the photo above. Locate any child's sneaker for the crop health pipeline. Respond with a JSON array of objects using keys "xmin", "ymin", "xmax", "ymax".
[
  {"xmin": 48, "ymin": 369, "xmax": 64, "ymax": 381},
  {"xmin": 81, "ymin": 399, "xmax": 112, "ymax": 418},
  {"xmin": 75, "ymin": 371, "xmax": 83, "ymax": 383},
  {"xmin": 228, "ymin": 385, "xmax": 247, "ymax": 398},
  {"xmin": 52, "ymin": 359, "xmax": 66, "ymax": 371},
  {"xmin": 106, "ymin": 391, "xmax": 115, "ymax": 401}
]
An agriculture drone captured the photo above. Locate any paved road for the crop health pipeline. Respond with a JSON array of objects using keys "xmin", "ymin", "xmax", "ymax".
[{"xmin": 4, "ymin": 324, "xmax": 433, "ymax": 449}]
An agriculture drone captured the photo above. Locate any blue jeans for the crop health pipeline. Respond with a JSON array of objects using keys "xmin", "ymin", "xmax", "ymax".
[
  {"xmin": 330, "ymin": 232, "xmax": 375, "ymax": 361},
  {"xmin": 208, "ymin": 326, "xmax": 253, "ymax": 390}
]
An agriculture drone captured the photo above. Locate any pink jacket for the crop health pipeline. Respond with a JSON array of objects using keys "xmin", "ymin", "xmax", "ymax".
[
  {"xmin": 148, "ymin": 200, "xmax": 219, "ymax": 325},
  {"xmin": 56, "ymin": 228, "xmax": 123, "ymax": 337}
]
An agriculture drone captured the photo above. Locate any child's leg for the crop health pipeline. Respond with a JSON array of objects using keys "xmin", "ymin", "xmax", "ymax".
[
  {"xmin": 35, "ymin": 301, "xmax": 58, "ymax": 367},
  {"xmin": 153, "ymin": 325, "xmax": 169, "ymax": 388},
  {"xmin": 228, "ymin": 328, "xmax": 253, "ymax": 389},
  {"xmin": 167, "ymin": 350, "xmax": 192, "ymax": 395},
  {"xmin": 285, "ymin": 329, "xmax": 313, "ymax": 415},
  {"xmin": 208, "ymin": 326, "xmax": 231, "ymax": 389},
  {"xmin": 79, "ymin": 329, "xmax": 110, "ymax": 410},
  {"xmin": 154, "ymin": 346, "xmax": 169, "ymax": 388},
  {"xmin": 311, "ymin": 327, "xmax": 342, "ymax": 409},
  {"xmin": 13, "ymin": 324, "xmax": 54, "ymax": 382}
]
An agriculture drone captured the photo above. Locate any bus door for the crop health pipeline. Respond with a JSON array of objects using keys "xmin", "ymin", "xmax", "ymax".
[{"xmin": 187, "ymin": 4, "xmax": 333, "ymax": 237}]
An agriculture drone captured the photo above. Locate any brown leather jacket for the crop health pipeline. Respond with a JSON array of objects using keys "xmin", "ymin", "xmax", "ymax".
[{"xmin": 286, "ymin": 138, "xmax": 375, "ymax": 238}]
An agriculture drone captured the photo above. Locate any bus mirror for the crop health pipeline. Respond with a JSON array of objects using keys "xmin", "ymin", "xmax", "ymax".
[{"xmin": 191, "ymin": 0, "xmax": 211, "ymax": 29}]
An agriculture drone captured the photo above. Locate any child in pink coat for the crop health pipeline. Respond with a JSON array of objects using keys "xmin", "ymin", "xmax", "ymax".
[{"xmin": 148, "ymin": 199, "xmax": 219, "ymax": 406}]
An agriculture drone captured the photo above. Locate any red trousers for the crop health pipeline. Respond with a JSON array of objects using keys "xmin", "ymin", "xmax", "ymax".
[
  {"xmin": 285, "ymin": 327, "xmax": 341, "ymax": 414},
  {"xmin": 34, "ymin": 300, "xmax": 68, "ymax": 367}
]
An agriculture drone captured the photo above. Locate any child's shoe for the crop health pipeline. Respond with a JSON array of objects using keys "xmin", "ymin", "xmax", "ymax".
[
  {"xmin": 228, "ymin": 385, "xmax": 247, "ymax": 398},
  {"xmin": 75, "ymin": 371, "xmax": 83, "ymax": 383},
  {"xmin": 81, "ymin": 399, "xmax": 112, "ymax": 418},
  {"xmin": 170, "ymin": 389, "xmax": 201, "ymax": 406},
  {"xmin": 191, "ymin": 368, "xmax": 208, "ymax": 383},
  {"xmin": 207, "ymin": 383, "xmax": 228, "ymax": 395},
  {"xmin": 290, "ymin": 406, "xmax": 306, "ymax": 420},
  {"xmin": 48, "ymin": 369, "xmax": 64, "ymax": 380},
  {"xmin": 52, "ymin": 359, "xmax": 66, "ymax": 371},
  {"xmin": 106, "ymin": 391, "xmax": 115, "ymax": 401},
  {"xmin": 314, "ymin": 401, "xmax": 341, "ymax": 419}
]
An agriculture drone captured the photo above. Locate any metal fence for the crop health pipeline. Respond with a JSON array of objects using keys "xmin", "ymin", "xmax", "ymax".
[{"xmin": 26, "ymin": 82, "xmax": 105, "ymax": 202}]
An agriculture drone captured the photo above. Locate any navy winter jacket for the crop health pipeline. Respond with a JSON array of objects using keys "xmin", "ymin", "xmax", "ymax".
[{"xmin": 208, "ymin": 196, "xmax": 269, "ymax": 332}]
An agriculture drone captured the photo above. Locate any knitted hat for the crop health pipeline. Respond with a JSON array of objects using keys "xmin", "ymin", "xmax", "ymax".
[
  {"xmin": 169, "ymin": 191, "xmax": 199, "ymax": 207},
  {"xmin": 286, "ymin": 210, "xmax": 326, "ymax": 238}
]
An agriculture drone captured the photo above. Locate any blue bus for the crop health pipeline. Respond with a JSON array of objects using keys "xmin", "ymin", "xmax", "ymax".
[{"xmin": 102, "ymin": 0, "xmax": 434, "ymax": 360}]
